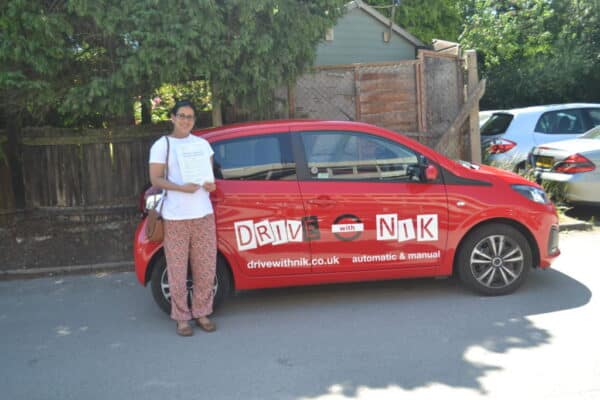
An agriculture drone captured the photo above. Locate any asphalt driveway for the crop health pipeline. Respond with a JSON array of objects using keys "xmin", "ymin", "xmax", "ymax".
[{"xmin": 0, "ymin": 228, "xmax": 598, "ymax": 400}]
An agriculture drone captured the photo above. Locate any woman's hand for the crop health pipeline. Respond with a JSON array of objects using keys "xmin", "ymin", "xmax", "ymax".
[
  {"xmin": 180, "ymin": 183, "xmax": 202, "ymax": 193},
  {"xmin": 202, "ymin": 182, "xmax": 216, "ymax": 192}
]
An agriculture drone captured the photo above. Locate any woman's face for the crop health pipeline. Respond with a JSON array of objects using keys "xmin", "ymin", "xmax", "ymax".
[{"xmin": 171, "ymin": 106, "xmax": 195, "ymax": 133}]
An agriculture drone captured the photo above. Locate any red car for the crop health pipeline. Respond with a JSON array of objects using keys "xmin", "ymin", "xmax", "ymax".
[{"xmin": 134, "ymin": 120, "xmax": 560, "ymax": 313}]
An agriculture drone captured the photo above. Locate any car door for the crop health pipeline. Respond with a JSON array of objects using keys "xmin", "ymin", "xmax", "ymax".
[
  {"xmin": 294, "ymin": 128, "xmax": 449, "ymax": 275},
  {"xmin": 210, "ymin": 130, "xmax": 312, "ymax": 277}
]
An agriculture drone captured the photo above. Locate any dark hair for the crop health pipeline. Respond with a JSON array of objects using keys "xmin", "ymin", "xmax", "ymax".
[{"xmin": 171, "ymin": 100, "xmax": 196, "ymax": 116}]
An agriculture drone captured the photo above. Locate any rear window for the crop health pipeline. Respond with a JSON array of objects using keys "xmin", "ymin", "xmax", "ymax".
[{"xmin": 480, "ymin": 113, "xmax": 514, "ymax": 136}]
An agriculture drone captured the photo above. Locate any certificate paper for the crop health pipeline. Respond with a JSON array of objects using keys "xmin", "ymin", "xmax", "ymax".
[{"xmin": 176, "ymin": 143, "xmax": 214, "ymax": 184}]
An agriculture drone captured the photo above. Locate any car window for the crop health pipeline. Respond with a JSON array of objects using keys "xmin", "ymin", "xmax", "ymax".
[
  {"xmin": 534, "ymin": 109, "xmax": 587, "ymax": 134},
  {"xmin": 213, "ymin": 133, "xmax": 296, "ymax": 180},
  {"xmin": 480, "ymin": 113, "xmax": 514, "ymax": 136},
  {"xmin": 300, "ymin": 131, "xmax": 419, "ymax": 182},
  {"xmin": 586, "ymin": 108, "xmax": 600, "ymax": 126}
]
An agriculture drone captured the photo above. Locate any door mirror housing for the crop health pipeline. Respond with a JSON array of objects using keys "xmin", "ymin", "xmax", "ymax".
[
  {"xmin": 409, "ymin": 155, "xmax": 438, "ymax": 182},
  {"xmin": 425, "ymin": 164, "xmax": 439, "ymax": 181}
]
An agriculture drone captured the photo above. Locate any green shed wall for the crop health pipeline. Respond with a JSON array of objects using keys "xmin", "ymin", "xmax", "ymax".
[{"xmin": 314, "ymin": 8, "xmax": 417, "ymax": 66}]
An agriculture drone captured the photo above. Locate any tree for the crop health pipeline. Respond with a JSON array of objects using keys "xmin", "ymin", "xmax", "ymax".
[
  {"xmin": 204, "ymin": 0, "xmax": 345, "ymax": 124},
  {"xmin": 0, "ymin": 0, "xmax": 76, "ymax": 125},
  {"xmin": 364, "ymin": 0, "xmax": 462, "ymax": 43},
  {"xmin": 458, "ymin": 0, "xmax": 600, "ymax": 108},
  {"xmin": 62, "ymin": 0, "xmax": 222, "ymax": 125},
  {"xmin": 1, "ymin": 0, "xmax": 345, "ymax": 128}
]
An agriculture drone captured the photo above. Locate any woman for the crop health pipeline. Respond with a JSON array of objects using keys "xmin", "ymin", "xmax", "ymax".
[{"xmin": 148, "ymin": 100, "xmax": 217, "ymax": 336}]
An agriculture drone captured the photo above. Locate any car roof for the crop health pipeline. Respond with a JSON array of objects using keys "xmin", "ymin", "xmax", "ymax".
[
  {"xmin": 193, "ymin": 119, "xmax": 388, "ymax": 139},
  {"xmin": 501, "ymin": 103, "xmax": 600, "ymax": 116},
  {"xmin": 191, "ymin": 119, "xmax": 442, "ymax": 164}
]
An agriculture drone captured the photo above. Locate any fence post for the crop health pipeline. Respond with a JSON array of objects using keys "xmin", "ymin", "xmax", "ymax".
[
  {"xmin": 465, "ymin": 49, "xmax": 481, "ymax": 163},
  {"xmin": 416, "ymin": 50, "xmax": 427, "ymax": 134},
  {"xmin": 6, "ymin": 115, "xmax": 25, "ymax": 209}
]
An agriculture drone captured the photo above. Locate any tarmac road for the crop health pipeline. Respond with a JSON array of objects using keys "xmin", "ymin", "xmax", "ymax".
[{"xmin": 1, "ymin": 229, "xmax": 599, "ymax": 400}]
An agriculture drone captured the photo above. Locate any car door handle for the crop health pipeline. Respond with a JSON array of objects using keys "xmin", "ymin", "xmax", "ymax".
[{"xmin": 308, "ymin": 198, "xmax": 337, "ymax": 206}]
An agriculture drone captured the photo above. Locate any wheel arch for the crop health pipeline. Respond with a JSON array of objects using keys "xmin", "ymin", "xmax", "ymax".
[
  {"xmin": 453, "ymin": 218, "xmax": 541, "ymax": 275},
  {"xmin": 144, "ymin": 248, "xmax": 236, "ymax": 290},
  {"xmin": 145, "ymin": 248, "xmax": 165, "ymax": 285},
  {"xmin": 216, "ymin": 252, "xmax": 235, "ymax": 291}
]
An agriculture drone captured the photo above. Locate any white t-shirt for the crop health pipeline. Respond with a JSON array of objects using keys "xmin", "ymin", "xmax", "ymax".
[{"xmin": 149, "ymin": 134, "xmax": 215, "ymax": 221}]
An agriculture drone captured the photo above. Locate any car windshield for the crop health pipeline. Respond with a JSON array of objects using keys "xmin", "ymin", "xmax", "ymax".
[
  {"xmin": 480, "ymin": 113, "xmax": 514, "ymax": 136},
  {"xmin": 581, "ymin": 125, "xmax": 600, "ymax": 139}
]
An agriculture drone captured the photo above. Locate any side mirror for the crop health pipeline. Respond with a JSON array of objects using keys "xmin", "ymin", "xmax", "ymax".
[
  {"xmin": 408, "ymin": 156, "xmax": 438, "ymax": 182},
  {"xmin": 425, "ymin": 164, "xmax": 439, "ymax": 181}
]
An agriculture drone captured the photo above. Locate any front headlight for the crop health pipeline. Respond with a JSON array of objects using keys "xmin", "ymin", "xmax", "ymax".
[{"xmin": 511, "ymin": 184, "xmax": 550, "ymax": 204}]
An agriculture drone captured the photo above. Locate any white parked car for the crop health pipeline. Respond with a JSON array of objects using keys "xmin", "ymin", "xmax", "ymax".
[
  {"xmin": 481, "ymin": 103, "xmax": 600, "ymax": 172},
  {"xmin": 529, "ymin": 125, "xmax": 600, "ymax": 205}
]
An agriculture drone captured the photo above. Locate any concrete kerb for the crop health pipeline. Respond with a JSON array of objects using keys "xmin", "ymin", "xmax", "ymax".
[
  {"xmin": 0, "ymin": 261, "xmax": 134, "ymax": 281},
  {"xmin": 559, "ymin": 222, "xmax": 594, "ymax": 232},
  {"xmin": 559, "ymin": 215, "xmax": 595, "ymax": 232}
]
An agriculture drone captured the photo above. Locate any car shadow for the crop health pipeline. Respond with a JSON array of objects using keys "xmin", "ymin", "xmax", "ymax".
[
  {"xmin": 565, "ymin": 204, "xmax": 600, "ymax": 226},
  {"xmin": 215, "ymin": 268, "xmax": 590, "ymax": 397}
]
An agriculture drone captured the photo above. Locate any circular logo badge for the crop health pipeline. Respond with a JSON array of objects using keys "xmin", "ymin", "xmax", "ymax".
[{"xmin": 332, "ymin": 214, "xmax": 364, "ymax": 242}]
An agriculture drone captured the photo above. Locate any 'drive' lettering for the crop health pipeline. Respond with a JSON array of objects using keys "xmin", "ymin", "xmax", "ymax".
[
  {"xmin": 235, "ymin": 220, "xmax": 257, "ymax": 251},
  {"xmin": 235, "ymin": 218, "xmax": 306, "ymax": 251},
  {"xmin": 255, "ymin": 220, "xmax": 274, "ymax": 247}
]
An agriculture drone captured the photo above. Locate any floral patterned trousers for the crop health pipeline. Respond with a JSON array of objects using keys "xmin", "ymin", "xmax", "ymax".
[{"xmin": 163, "ymin": 214, "xmax": 216, "ymax": 321}]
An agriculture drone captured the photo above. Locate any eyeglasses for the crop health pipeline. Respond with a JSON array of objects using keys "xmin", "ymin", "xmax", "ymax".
[{"xmin": 175, "ymin": 113, "xmax": 195, "ymax": 121}]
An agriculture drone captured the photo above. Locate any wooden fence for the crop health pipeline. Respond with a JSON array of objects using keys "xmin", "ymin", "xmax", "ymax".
[
  {"xmin": 0, "ymin": 125, "xmax": 172, "ymax": 271},
  {"xmin": 0, "ymin": 125, "xmax": 169, "ymax": 223},
  {"xmin": 0, "ymin": 135, "xmax": 15, "ymax": 217},
  {"xmin": 285, "ymin": 48, "xmax": 475, "ymax": 159}
]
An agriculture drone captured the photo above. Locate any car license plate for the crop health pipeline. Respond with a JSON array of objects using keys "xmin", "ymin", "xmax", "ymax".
[{"xmin": 535, "ymin": 156, "xmax": 553, "ymax": 169}]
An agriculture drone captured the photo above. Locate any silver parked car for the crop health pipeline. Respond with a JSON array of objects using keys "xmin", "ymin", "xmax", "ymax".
[
  {"xmin": 529, "ymin": 125, "xmax": 600, "ymax": 205},
  {"xmin": 481, "ymin": 103, "xmax": 600, "ymax": 172}
]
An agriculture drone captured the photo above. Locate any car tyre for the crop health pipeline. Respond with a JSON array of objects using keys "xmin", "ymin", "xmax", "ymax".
[
  {"xmin": 457, "ymin": 223, "xmax": 531, "ymax": 295},
  {"xmin": 150, "ymin": 255, "xmax": 232, "ymax": 315}
]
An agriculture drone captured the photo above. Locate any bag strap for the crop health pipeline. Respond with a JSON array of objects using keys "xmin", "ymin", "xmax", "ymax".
[
  {"xmin": 157, "ymin": 135, "xmax": 170, "ymax": 214},
  {"xmin": 164, "ymin": 135, "xmax": 170, "ymax": 186}
]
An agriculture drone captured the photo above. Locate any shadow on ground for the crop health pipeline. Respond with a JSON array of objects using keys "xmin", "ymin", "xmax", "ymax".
[
  {"xmin": 565, "ymin": 204, "xmax": 600, "ymax": 226},
  {"xmin": 212, "ymin": 267, "xmax": 590, "ymax": 398},
  {"xmin": 0, "ymin": 265, "xmax": 591, "ymax": 400}
]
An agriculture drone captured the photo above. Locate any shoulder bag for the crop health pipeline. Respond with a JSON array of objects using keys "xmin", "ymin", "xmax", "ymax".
[{"xmin": 145, "ymin": 136, "xmax": 169, "ymax": 242}]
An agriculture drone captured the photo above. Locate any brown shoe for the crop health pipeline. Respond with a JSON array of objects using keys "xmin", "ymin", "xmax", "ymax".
[
  {"xmin": 195, "ymin": 317, "xmax": 216, "ymax": 332},
  {"xmin": 176, "ymin": 321, "xmax": 193, "ymax": 337}
]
